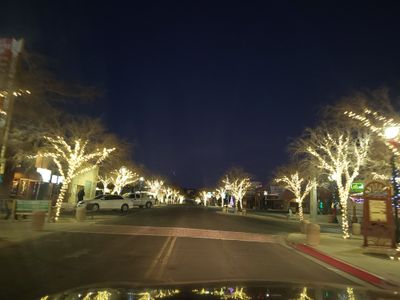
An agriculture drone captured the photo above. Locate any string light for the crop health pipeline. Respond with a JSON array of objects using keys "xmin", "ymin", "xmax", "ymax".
[
  {"xmin": 146, "ymin": 179, "xmax": 164, "ymax": 202},
  {"xmin": 32, "ymin": 136, "xmax": 115, "ymax": 221},
  {"xmin": 110, "ymin": 166, "xmax": 139, "ymax": 195},
  {"xmin": 215, "ymin": 187, "xmax": 227, "ymax": 207},
  {"xmin": 345, "ymin": 109, "xmax": 400, "ymax": 216},
  {"xmin": 306, "ymin": 132, "xmax": 370, "ymax": 239},
  {"xmin": 163, "ymin": 187, "xmax": 174, "ymax": 204},
  {"xmin": 275, "ymin": 172, "xmax": 315, "ymax": 221},
  {"xmin": 97, "ymin": 174, "xmax": 113, "ymax": 194},
  {"xmin": 223, "ymin": 176, "xmax": 251, "ymax": 210},
  {"xmin": 0, "ymin": 89, "xmax": 31, "ymax": 116}
]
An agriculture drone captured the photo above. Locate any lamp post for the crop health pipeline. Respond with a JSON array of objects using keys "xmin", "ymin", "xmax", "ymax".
[
  {"xmin": 139, "ymin": 176, "xmax": 144, "ymax": 192},
  {"xmin": 384, "ymin": 126, "xmax": 400, "ymax": 244}
]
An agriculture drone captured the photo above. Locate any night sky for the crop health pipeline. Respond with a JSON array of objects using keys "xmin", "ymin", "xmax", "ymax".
[{"xmin": 2, "ymin": 1, "xmax": 400, "ymax": 188}]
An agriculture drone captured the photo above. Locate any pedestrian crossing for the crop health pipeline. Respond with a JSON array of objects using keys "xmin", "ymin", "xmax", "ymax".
[{"xmin": 63, "ymin": 224, "xmax": 278, "ymax": 243}]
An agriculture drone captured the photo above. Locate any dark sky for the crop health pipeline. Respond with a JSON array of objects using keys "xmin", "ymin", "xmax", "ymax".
[{"xmin": 2, "ymin": 1, "xmax": 400, "ymax": 188}]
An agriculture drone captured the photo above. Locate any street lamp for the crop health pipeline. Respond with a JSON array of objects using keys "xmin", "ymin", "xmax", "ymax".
[{"xmin": 384, "ymin": 126, "xmax": 400, "ymax": 244}]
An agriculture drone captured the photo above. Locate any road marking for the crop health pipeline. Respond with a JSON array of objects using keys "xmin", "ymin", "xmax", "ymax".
[
  {"xmin": 61, "ymin": 225, "xmax": 277, "ymax": 244},
  {"xmin": 145, "ymin": 236, "xmax": 172, "ymax": 279},
  {"xmin": 156, "ymin": 236, "xmax": 177, "ymax": 280}
]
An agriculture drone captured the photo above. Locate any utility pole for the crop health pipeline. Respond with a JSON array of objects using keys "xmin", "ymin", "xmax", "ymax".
[{"xmin": 0, "ymin": 38, "xmax": 24, "ymax": 185}]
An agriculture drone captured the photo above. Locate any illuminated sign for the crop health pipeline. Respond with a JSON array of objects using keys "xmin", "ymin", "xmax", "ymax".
[{"xmin": 351, "ymin": 182, "xmax": 364, "ymax": 193}]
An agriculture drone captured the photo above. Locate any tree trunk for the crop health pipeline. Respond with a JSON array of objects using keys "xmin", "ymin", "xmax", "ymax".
[
  {"xmin": 339, "ymin": 190, "xmax": 350, "ymax": 239},
  {"xmin": 298, "ymin": 201, "xmax": 304, "ymax": 221},
  {"xmin": 54, "ymin": 180, "xmax": 69, "ymax": 221}
]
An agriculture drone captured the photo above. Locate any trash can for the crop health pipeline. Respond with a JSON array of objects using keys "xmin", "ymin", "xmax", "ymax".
[
  {"xmin": 75, "ymin": 206, "xmax": 86, "ymax": 222},
  {"xmin": 352, "ymin": 223, "xmax": 361, "ymax": 235},
  {"xmin": 306, "ymin": 223, "xmax": 320, "ymax": 246},
  {"xmin": 300, "ymin": 220, "xmax": 310, "ymax": 233},
  {"xmin": 31, "ymin": 211, "xmax": 46, "ymax": 231}
]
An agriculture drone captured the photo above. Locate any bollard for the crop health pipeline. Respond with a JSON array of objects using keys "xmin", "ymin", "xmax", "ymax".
[
  {"xmin": 306, "ymin": 223, "xmax": 320, "ymax": 246},
  {"xmin": 300, "ymin": 220, "xmax": 310, "ymax": 233},
  {"xmin": 352, "ymin": 223, "xmax": 361, "ymax": 235},
  {"xmin": 31, "ymin": 211, "xmax": 46, "ymax": 231},
  {"xmin": 75, "ymin": 206, "xmax": 86, "ymax": 222}
]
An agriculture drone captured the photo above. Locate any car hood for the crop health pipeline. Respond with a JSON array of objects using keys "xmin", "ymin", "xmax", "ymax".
[{"xmin": 40, "ymin": 281, "xmax": 400, "ymax": 299}]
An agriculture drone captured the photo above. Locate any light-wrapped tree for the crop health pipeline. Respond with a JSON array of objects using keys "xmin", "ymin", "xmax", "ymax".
[
  {"xmin": 110, "ymin": 166, "xmax": 139, "ymax": 195},
  {"xmin": 36, "ymin": 136, "xmax": 114, "ymax": 221},
  {"xmin": 295, "ymin": 127, "xmax": 370, "ymax": 238},
  {"xmin": 98, "ymin": 174, "xmax": 113, "ymax": 194},
  {"xmin": 223, "ymin": 176, "xmax": 251, "ymax": 210},
  {"xmin": 200, "ymin": 190, "xmax": 209, "ymax": 206},
  {"xmin": 275, "ymin": 172, "xmax": 315, "ymax": 221},
  {"xmin": 215, "ymin": 186, "xmax": 227, "ymax": 207},
  {"xmin": 146, "ymin": 179, "xmax": 164, "ymax": 201}
]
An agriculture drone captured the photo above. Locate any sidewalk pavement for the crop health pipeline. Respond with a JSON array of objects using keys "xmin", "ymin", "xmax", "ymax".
[
  {"xmin": 220, "ymin": 209, "xmax": 340, "ymax": 232},
  {"xmin": 0, "ymin": 213, "xmax": 117, "ymax": 246},
  {"xmin": 287, "ymin": 232, "xmax": 400, "ymax": 289},
  {"xmin": 247, "ymin": 210, "xmax": 335, "ymax": 226}
]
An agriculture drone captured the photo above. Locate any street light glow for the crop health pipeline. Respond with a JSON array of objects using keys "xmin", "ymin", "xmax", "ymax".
[{"xmin": 384, "ymin": 126, "xmax": 400, "ymax": 140}]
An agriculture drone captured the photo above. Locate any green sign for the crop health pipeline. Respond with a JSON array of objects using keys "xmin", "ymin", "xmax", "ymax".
[{"xmin": 351, "ymin": 182, "xmax": 364, "ymax": 193}]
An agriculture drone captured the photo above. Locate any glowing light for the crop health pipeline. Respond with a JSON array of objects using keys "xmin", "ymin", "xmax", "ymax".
[
  {"xmin": 275, "ymin": 172, "xmax": 315, "ymax": 221},
  {"xmin": 98, "ymin": 174, "xmax": 113, "ymax": 194},
  {"xmin": 306, "ymin": 131, "xmax": 370, "ymax": 239},
  {"xmin": 384, "ymin": 126, "xmax": 400, "ymax": 140},
  {"xmin": 36, "ymin": 167, "xmax": 52, "ymax": 183},
  {"xmin": 163, "ymin": 187, "xmax": 174, "ymax": 204},
  {"xmin": 31, "ymin": 136, "xmax": 115, "ymax": 221},
  {"xmin": 200, "ymin": 190, "xmax": 210, "ymax": 206},
  {"xmin": 110, "ymin": 166, "xmax": 139, "ymax": 195},
  {"xmin": 146, "ymin": 179, "xmax": 164, "ymax": 201},
  {"xmin": 223, "ymin": 176, "xmax": 251, "ymax": 210},
  {"xmin": 215, "ymin": 187, "xmax": 227, "ymax": 207}
]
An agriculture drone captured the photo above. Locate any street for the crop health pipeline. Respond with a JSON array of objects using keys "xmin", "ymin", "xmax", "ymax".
[{"xmin": 0, "ymin": 206, "xmax": 359, "ymax": 299}]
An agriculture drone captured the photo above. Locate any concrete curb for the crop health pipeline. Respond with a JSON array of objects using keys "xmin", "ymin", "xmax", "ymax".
[{"xmin": 288, "ymin": 241, "xmax": 399, "ymax": 289}]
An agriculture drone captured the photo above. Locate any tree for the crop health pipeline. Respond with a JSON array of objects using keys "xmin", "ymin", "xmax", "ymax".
[
  {"xmin": 146, "ymin": 179, "xmax": 164, "ymax": 201},
  {"xmin": 223, "ymin": 176, "xmax": 251, "ymax": 210},
  {"xmin": 275, "ymin": 171, "xmax": 315, "ymax": 221},
  {"xmin": 4, "ymin": 50, "xmax": 102, "ymax": 186},
  {"xmin": 97, "ymin": 174, "xmax": 113, "ymax": 194},
  {"xmin": 35, "ymin": 136, "xmax": 114, "ymax": 221},
  {"xmin": 294, "ymin": 127, "xmax": 370, "ymax": 238},
  {"xmin": 110, "ymin": 166, "xmax": 139, "ymax": 195},
  {"xmin": 215, "ymin": 186, "xmax": 227, "ymax": 207},
  {"xmin": 163, "ymin": 187, "xmax": 174, "ymax": 204},
  {"xmin": 200, "ymin": 190, "xmax": 210, "ymax": 206}
]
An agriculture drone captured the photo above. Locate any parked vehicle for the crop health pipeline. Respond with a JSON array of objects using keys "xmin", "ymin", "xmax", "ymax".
[
  {"xmin": 77, "ymin": 194, "xmax": 132, "ymax": 213},
  {"xmin": 123, "ymin": 192, "xmax": 155, "ymax": 208}
]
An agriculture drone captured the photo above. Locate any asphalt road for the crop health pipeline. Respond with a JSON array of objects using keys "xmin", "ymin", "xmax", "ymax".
[{"xmin": 0, "ymin": 206, "xmax": 359, "ymax": 299}]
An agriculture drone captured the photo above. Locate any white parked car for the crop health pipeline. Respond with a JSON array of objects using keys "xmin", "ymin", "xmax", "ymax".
[
  {"xmin": 123, "ymin": 192, "xmax": 155, "ymax": 208},
  {"xmin": 77, "ymin": 194, "xmax": 133, "ymax": 213}
]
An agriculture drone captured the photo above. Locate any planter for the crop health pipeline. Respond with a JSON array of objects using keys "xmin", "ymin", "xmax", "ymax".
[
  {"xmin": 300, "ymin": 220, "xmax": 310, "ymax": 233},
  {"xmin": 75, "ymin": 206, "xmax": 86, "ymax": 222},
  {"xmin": 31, "ymin": 211, "xmax": 46, "ymax": 231},
  {"xmin": 306, "ymin": 223, "xmax": 320, "ymax": 246}
]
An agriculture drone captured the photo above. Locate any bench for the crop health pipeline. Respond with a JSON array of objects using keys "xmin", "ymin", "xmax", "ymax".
[{"xmin": 11, "ymin": 200, "xmax": 52, "ymax": 222}]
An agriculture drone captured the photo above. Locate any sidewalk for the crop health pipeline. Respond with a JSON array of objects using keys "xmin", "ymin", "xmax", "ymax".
[
  {"xmin": 247, "ymin": 210, "xmax": 336, "ymax": 226},
  {"xmin": 287, "ymin": 232, "xmax": 400, "ymax": 288},
  {"xmin": 0, "ymin": 213, "xmax": 118, "ymax": 246},
  {"xmin": 219, "ymin": 209, "xmax": 340, "ymax": 232}
]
